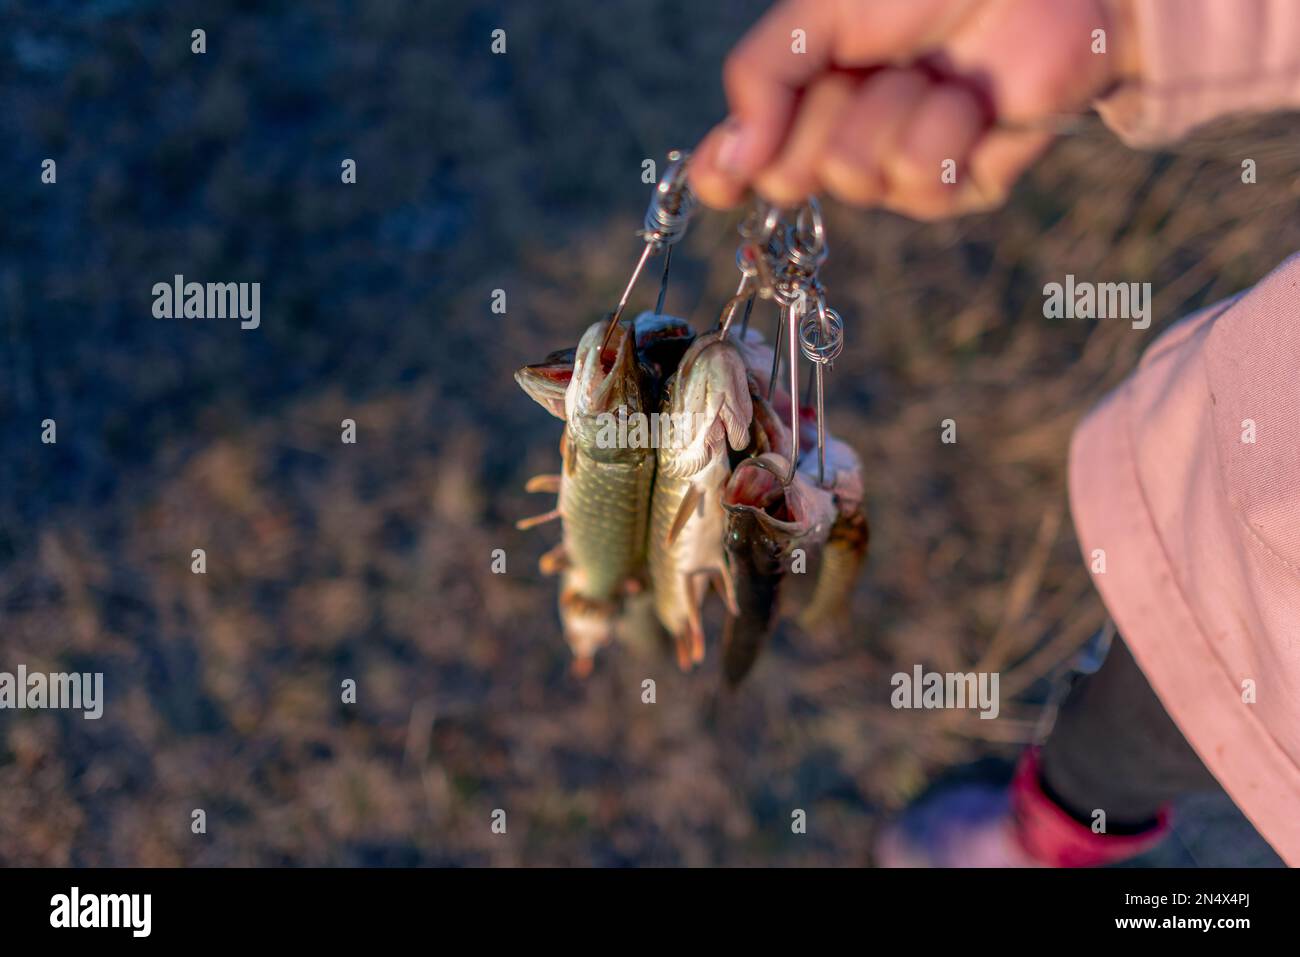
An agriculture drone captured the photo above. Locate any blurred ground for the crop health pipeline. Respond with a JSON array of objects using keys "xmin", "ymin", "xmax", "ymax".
[{"xmin": 1, "ymin": 0, "xmax": 1294, "ymax": 866}]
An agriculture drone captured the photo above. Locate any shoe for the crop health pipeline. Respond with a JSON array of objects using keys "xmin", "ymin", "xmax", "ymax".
[{"xmin": 876, "ymin": 747, "xmax": 1171, "ymax": 867}]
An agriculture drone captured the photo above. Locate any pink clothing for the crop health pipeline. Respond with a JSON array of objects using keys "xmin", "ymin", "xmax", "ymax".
[
  {"xmin": 1070, "ymin": 1, "xmax": 1300, "ymax": 863},
  {"xmin": 1069, "ymin": 265, "xmax": 1300, "ymax": 864},
  {"xmin": 1097, "ymin": 0, "xmax": 1300, "ymax": 146}
]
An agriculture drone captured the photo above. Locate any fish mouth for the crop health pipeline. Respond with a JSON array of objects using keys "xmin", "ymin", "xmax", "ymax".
[
  {"xmin": 659, "ymin": 332, "xmax": 753, "ymax": 478},
  {"xmin": 724, "ymin": 451, "xmax": 837, "ymax": 542},
  {"xmin": 634, "ymin": 311, "xmax": 694, "ymax": 368},
  {"xmin": 722, "ymin": 454, "xmax": 802, "ymax": 533},
  {"xmin": 515, "ymin": 348, "xmax": 576, "ymax": 420},
  {"xmin": 633, "ymin": 311, "xmax": 695, "ymax": 407},
  {"xmin": 569, "ymin": 317, "xmax": 641, "ymax": 419}
]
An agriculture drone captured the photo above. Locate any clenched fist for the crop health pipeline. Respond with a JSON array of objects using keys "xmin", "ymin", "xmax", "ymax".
[{"xmin": 689, "ymin": 0, "xmax": 1139, "ymax": 220}]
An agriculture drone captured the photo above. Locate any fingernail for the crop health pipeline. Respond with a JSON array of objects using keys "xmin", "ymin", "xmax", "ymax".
[{"xmin": 715, "ymin": 118, "xmax": 750, "ymax": 177}]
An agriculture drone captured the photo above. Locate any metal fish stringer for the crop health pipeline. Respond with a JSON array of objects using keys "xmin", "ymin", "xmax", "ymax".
[
  {"xmin": 601, "ymin": 150, "xmax": 698, "ymax": 352},
  {"xmin": 517, "ymin": 145, "xmax": 865, "ymax": 679}
]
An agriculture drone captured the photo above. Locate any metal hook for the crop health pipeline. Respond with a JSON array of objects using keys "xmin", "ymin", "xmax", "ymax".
[
  {"xmin": 737, "ymin": 200, "xmax": 783, "ymax": 300},
  {"xmin": 716, "ymin": 281, "xmax": 753, "ymax": 337},
  {"xmin": 602, "ymin": 149, "xmax": 696, "ymax": 350},
  {"xmin": 654, "ymin": 245, "xmax": 673, "ymax": 315},
  {"xmin": 794, "ymin": 198, "xmax": 826, "ymax": 258},
  {"xmin": 799, "ymin": 297, "xmax": 844, "ymax": 486},
  {"xmin": 782, "ymin": 296, "xmax": 801, "ymax": 485}
]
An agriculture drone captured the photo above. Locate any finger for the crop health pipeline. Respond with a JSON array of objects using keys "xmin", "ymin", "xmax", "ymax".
[
  {"xmin": 690, "ymin": 118, "xmax": 752, "ymax": 209},
  {"xmin": 955, "ymin": 127, "xmax": 1053, "ymax": 214},
  {"xmin": 875, "ymin": 82, "xmax": 988, "ymax": 220},
  {"xmin": 936, "ymin": 0, "xmax": 1114, "ymax": 122},
  {"xmin": 880, "ymin": 127, "xmax": 1052, "ymax": 220},
  {"xmin": 690, "ymin": 0, "xmax": 974, "ymax": 198},
  {"xmin": 817, "ymin": 68, "xmax": 932, "ymax": 207},
  {"xmin": 751, "ymin": 71, "xmax": 861, "ymax": 207}
]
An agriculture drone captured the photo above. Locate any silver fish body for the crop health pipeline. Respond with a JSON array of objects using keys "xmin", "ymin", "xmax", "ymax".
[{"xmin": 647, "ymin": 331, "xmax": 752, "ymax": 669}]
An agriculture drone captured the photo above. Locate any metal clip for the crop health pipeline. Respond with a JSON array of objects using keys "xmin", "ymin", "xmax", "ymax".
[{"xmin": 603, "ymin": 150, "xmax": 697, "ymax": 350}]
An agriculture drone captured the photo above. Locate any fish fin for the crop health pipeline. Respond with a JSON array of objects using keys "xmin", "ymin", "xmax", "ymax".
[
  {"xmin": 516, "ymin": 509, "xmax": 560, "ymax": 531},
  {"xmin": 720, "ymin": 356, "xmax": 754, "ymax": 450},
  {"xmin": 538, "ymin": 544, "xmax": 567, "ymax": 576},
  {"xmin": 685, "ymin": 576, "xmax": 707, "ymax": 664},
  {"xmin": 558, "ymin": 431, "xmax": 574, "ymax": 476},
  {"xmin": 525, "ymin": 474, "xmax": 561, "ymax": 494},
  {"xmin": 665, "ymin": 483, "xmax": 705, "ymax": 547},
  {"xmin": 668, "ymin": 573, "xmax": 707, "ymax": 671},
  {"xmin": 674, "ymin": 634, "xmax": 693, "ymax": 671},
  {"xmin": 711, "ymin": 566, "xmax": 739, "ymax": 617}
]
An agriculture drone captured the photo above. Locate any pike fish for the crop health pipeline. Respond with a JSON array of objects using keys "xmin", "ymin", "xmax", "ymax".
[{"xmin": 647, "ymin": 331, "xmax": 752, "ymax": 670}]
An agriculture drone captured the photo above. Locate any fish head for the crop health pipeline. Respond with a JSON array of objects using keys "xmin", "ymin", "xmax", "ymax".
[
  {"xmin": 565, "ymin": 317, "xmax": 649, "ymax": 451},
  {"xmin": 515, "ymin": 347, "xmax": 576, "ymax": 420},
  {"xmin": 723, "ymin": 452, "xmax": 836, "ymax": 568},
  {"xmin": 742, "ymin": 371, "xmax": 794, "ymax": 464},
  {"xmin": 633, "ymin": 311, "xmax": 695, "ymax": 393},
  {"xmin": 733, "ymin": 326, "xmax": 775, "ymax": 396},
  {"xmin": 722, "ymin": 453, "xmax": 801, "ymax": 573},
  {"xmin": 659, "ymin": 332, "xmax": 753, "ymax": 479},
  {"xmin": 796, "ymin": 429, "xmax": 865, "ymax": 516}
]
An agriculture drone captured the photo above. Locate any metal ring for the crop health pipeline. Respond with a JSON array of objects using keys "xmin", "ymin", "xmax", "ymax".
[
  {"xmin": 799, "ymin": 306, "xmax": 844, "ymax": 364},
  {"xmin": 772, "ymin": 277, "xmax": 807, "ymax": 308},
  {"xmin": 795, "ymin": 198, "xmax": 826, "ymax": 253},
  {"xmin": 641, "ymin": 150, "xmax": 696, "ymax": 250},
  {"xmin": 738, "ymin": 200, "xmax": 781, "ymax": 245},
  {"xmin": 735, "ymin": 245, "xmax": 758, "ymax": 279}
]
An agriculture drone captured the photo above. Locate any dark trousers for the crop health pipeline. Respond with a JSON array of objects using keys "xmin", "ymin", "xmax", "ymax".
[{"xmin": 1039, "ymin": 636, "xmax": 1220, "ymax": 831}]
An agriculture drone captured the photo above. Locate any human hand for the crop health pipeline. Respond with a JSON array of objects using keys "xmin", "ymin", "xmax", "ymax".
[{"xmin": 689, "ymin": 0, "xmax": 1138, "ymax": 220}]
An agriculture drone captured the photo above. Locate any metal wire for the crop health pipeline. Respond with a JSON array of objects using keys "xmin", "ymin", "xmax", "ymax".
[
  {"xmin": 603, "ymin": 149, "xmax": 697, "ymax": 350},
  {"xmin": 799, "ymin": 300, "xmax": 844, "ymax": 485},
  {"xmin": 641, "ymin": 150, "xmax": 696, "ymax": 252}
]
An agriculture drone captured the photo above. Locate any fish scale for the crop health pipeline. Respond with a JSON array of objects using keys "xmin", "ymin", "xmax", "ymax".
[
  {"xmin": 561, "ymin": 438, "xmax": 653, "ymax": 598},
  {"xmin": 648, "ymin": 455, "xmax": 728, "ymax": 640}
]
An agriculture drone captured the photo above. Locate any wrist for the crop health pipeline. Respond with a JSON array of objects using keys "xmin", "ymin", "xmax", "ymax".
[{"xmin": 1100, "ymin": 0, "xmax": 1144, "ymax": 87}]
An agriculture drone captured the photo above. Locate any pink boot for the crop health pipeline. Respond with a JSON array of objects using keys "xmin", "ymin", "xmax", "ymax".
[{"xmin": 875, "ymin": 748, "xmax": 1172, "ymax": 867}]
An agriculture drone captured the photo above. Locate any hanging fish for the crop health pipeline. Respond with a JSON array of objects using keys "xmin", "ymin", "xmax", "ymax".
[
  {"xmin": 514, "ymin": 318, "xmax": 652, "ymax": 674},
  {"xmin": 720, "ymin": 451, "xmax": 835, "ymax": 686},
  {"xmin": 647, "ymin": 331, "xmax": 752, "ymax": 670},
  {"xmin": 632, "ymin": 311, "xmax": 696, "ymax": 408},
  {"xmin": 794, "ymin": 433, "xmax": 869, "ymax": 634},
  {"xmin": 735, "ymin": 327, "xmax": 870, "ymax": 636},
  {"xmin": 515, "ymin": 313, "xmax": 693, "ymax": 675}
]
